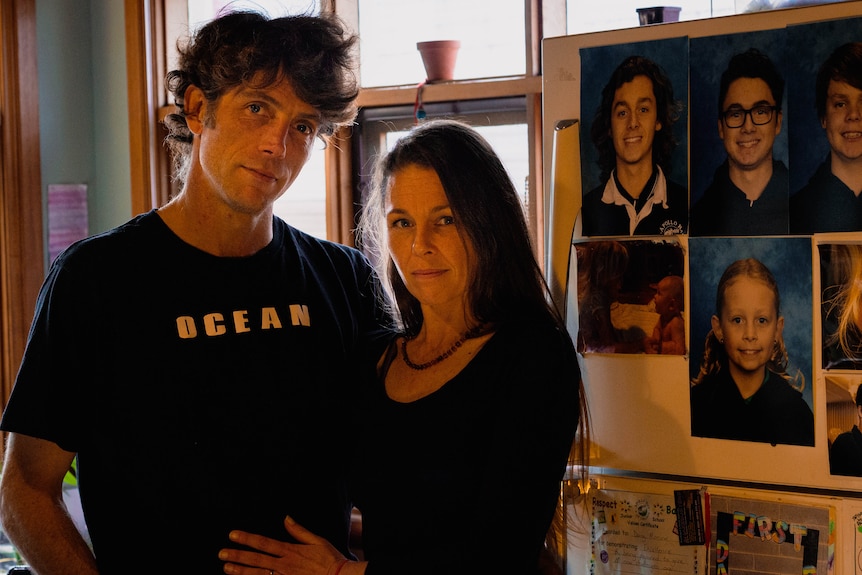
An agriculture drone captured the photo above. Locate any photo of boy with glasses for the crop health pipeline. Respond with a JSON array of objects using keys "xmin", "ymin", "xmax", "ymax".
[{"xmin": 691, "ymin": 48, "xmax": 789, "ymax": 236}]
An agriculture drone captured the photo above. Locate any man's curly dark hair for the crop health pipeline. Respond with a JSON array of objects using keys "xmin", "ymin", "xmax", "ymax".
[{"xmin": 163, "ymin": 10, "xmax": 358, "ymax": 189}]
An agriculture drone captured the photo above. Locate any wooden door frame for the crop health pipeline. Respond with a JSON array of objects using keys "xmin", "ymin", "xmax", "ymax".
[
  {"xmin": 0, "ymin": 0, "xmax": 43, "ymax": 411},
  {"xmin": 126, "ymin": 0, "xmax": 174, "ymax": 215}
]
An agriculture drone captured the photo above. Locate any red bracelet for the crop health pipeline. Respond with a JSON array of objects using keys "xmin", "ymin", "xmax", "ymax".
[{"xmin": 333, "ymin": 559, "xmax": 350, "ymax": 575}]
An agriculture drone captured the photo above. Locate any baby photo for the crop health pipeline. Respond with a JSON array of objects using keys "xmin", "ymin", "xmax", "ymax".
[{"xmin": 573, "ymin": 238, "xmax": 685, "ymax": 355}]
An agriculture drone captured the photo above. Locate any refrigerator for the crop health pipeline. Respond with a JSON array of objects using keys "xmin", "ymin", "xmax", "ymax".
[{"xmin": 541, "ymin": 2, "xmax": 862, "ymax": 572}]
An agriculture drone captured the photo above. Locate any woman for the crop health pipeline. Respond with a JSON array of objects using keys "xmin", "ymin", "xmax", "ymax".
[
  {"xmin": 220, "ymin": 119, "xmax": 589, "ymax": 574},
  {"xmin": 575, "ymin": 240, "xmax": 631, "ymax": 353}
]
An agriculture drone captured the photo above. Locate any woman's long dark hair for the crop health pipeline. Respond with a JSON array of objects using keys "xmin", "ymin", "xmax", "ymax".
[{"xmin": 358, "ymin": 119, "xmax": 553, "ymax": 335}]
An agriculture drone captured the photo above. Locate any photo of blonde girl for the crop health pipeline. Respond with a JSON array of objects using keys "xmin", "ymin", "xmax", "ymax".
[
  {"xmin": 690, "ymin": 257, "xmax": 814, "ymax": 446},
  {"xmin": 820, "ymin": 243, "xmax": 862, "ymax": 370}
]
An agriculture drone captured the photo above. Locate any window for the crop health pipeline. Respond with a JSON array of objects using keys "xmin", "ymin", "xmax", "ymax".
[
  {"xmin": 355, "ymin": 99, "xmax": 530, "ymax": 208},
  {"xmin": 141, "ymin": 0, "xmax": 856, "ymax": 250},
  {"xmin": 565, "ymin": 0, "xmax": 852, "ymax": 34},
  {"xmin": 143, "ymin": 1, "xmax": 550, "ymax": 250},
  {"xmin": 350, "ymin": 0, "xmax": 544, "ymax": 254},
  {"xmin": 567, "ymin": 0, "xmax": 735, "ymax": 34},
  {"xmin": 173, "ymin": 0, "xmax": 545, "ymax": 249},
  {"xmin": 356, "ymin": 0, "xmax": 525, "ymax": 87},
  {"xmin": 188, "ymin": 0, "xmax": 320, "ymax": 29},
  {"xmin": 187, "ymin": 0, "xmax": 534, "ymax": 242}
]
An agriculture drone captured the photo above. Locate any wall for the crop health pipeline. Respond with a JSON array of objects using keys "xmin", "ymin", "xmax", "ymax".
[{"xmin": 36, "ymin": 0, "xmax": 131, "ymax": 271}]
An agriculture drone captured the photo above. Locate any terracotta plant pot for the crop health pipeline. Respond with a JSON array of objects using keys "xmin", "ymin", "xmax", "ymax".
[{"xmin": 417, "ymin": 40, "xmax": 460, "ymax": 82}]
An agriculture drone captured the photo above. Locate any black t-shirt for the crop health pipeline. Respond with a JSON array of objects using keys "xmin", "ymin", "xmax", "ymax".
[
  {"xmin": 1, "ymin": 211, "xmax": 387, "ymax": 573},
  {"xmin": 690, "ymin": 160, "xmax": 789, "ymax": 236},
  {"xmin": 790, "ymin": 156, "xmax": 862, "ymax": 234},
  {"xmin": 690, "ymin": 368, "xmax": 814, "ymax": 446},
  {"xmin": 829, "ymin": 426, "xmax": 862, "ymax": 476},
  {"xmin": 353, "ymin": 317, "xmax": 580, "ymax": 575}
]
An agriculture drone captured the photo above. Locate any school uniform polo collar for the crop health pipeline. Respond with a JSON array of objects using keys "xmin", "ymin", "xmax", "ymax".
[{"xmin": 599, "ymin": 166, "xmax": 669, "ymax": 235}]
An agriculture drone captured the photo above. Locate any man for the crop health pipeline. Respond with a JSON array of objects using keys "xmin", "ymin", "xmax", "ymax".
[
  {"xmin": 0, "ymin": 11, "xmax": 386, "ymax": 574},
  {"xmin": 829, "ymin": 386, "xmax": 862, "ymax": 477},
  {"xmin": 790, "ymin": 42, "xmax": 862, "ymax": 234},
  {"xmin": 690, "ymin": 47, "xmax": 789, "ymax": 236},
  {"xmin": 582, "ymin": 55, "xmax": 687, "ymax": 236}
]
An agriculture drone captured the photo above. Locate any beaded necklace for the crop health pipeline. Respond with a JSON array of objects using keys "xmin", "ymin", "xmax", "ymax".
[{"xmin": 401, "ymin": 325, "xmax": 487, "ymax": 371}]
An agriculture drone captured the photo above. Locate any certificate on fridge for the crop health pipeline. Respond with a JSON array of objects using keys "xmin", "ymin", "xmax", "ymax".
[{"xmin": 590, "ymin": 489, "xmax": 704, "ymax": 575}]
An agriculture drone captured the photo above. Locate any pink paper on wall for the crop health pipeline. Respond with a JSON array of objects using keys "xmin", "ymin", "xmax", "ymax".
[{"xmin": 48, "ymin": 183, "xmax": 88, "ymax": 263}]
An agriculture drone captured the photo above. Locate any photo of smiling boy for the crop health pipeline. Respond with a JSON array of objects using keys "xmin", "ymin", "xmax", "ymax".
[
  {"xmin": 790, "ymin": 41, "xmax": 862, "ymax": 233},
  {"xmin": 579, "ymin": 39, "xmax": 688, "ymax": 238},
  {"xmin": 582, "ymin": 55, "xmax": 687, "ymax": 236},
  {"xmin": 690, "ymin": 36, "xmax": 789, "ymax": 236}
]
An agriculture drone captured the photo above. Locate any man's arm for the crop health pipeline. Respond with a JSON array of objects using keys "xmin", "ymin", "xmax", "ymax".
[{"xmin": 0, "ymin": 433, "xmax": 99, "ymax": 575}]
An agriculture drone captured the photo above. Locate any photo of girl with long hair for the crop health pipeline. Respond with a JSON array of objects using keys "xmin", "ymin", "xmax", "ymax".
[
  {"xmin": 690, "ymin": 239, "xmax": 814, "ymax": 446},
  {"xmin": 820, "ymin": 243, "xmax": 862, "ymax": 370}
]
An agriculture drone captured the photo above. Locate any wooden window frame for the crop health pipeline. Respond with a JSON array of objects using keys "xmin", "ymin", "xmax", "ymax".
[
  {"xmin": 127, "ymin": 0, "xmax": 562, "ymax": 256},
  {"xmin": 0, "ymin": 0, "xmax": 43, "ymax": 416}
]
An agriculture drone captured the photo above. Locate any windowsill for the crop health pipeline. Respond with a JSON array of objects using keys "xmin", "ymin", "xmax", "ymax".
[
  {"xmin": 357, "ymin": 75, "xmax": 542, "ymax": 108},
  {"xmin": 156, "ymin": 76, "xmax": 542, "ymax": 120}
]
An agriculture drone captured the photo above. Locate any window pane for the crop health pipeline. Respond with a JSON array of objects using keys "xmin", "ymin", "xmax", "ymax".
[
  {"xmin": 358, "ymin": 0, "xmax": 525, "ymax": 87},
  {"xmin": 189, "ymin": 0, "xmax": 319, "ymax": 29},
  {"xmin": 186, "ymin": 0, "xmax": 327, "ymax": 239},
  {"xmin": 565, "ymin": 0, "xmax": 852, "ymax": 33},
  {"xmin": 385, "ymin": 124, "xmax": 529, "ymax": 207},
  {"xmin": 566, "ymin": 0, "xmax": 735, "ymax": 34},
  {"xmin": 274, "ymin": 142, "xmax": 328, "ymax": 239},
  {"xmin": 356, "ymin": 100, "xmax": 530, "ymax": 240}
]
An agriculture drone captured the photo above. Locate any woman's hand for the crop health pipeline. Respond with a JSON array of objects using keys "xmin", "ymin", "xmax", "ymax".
[{"xmin": 219, "ymin": 515, "xmax": 361, "ymax": 575}]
